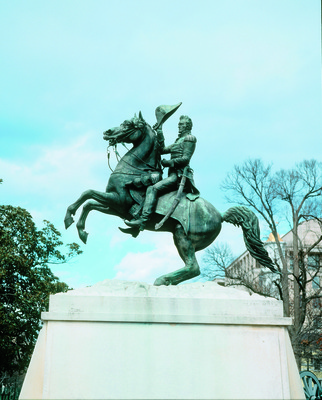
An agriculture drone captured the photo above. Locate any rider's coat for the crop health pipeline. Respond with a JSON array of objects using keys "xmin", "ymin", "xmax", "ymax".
[
  {"xmin": 157, "ymin": 129, "xmax": 199, "ymax": 196},
  {"xmin": 162, "ymin": 135, "xmax": 196, "ymax": 180}
]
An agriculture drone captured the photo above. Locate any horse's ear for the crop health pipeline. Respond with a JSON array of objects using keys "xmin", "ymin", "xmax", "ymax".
[{"xmin": 139, "ymin": 111, "xmax": 144, "ymax": 121}]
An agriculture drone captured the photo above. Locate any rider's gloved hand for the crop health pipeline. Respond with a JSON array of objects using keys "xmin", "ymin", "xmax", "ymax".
[
  {"xmin": 153, "ymin": 123, "xmax": 163, "ymax": 133},
  {"xmin": 161, "ymin": 159, "xmax": 172, "ymax": 167},
  {"xmin": 150, "ymin": 173, "xmax": 160, "ymax": 184}
]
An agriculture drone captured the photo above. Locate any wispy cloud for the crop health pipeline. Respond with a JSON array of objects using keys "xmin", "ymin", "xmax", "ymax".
[
  {"xmin": 0, "ymin": 1, "xmax": 320, "ymax": 288},
  {"xmin": 113, "ymin": 235, "xmax": 181, "ymax": 283},
  {"xmin": 1, "ymin": 132, "xmax": 105, "ymax": 200}
]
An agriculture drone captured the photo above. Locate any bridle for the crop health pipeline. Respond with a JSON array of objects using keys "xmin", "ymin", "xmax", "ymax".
[{"xmin": 105, "ymin": 124, "xmax": 162, "ymax": 174}]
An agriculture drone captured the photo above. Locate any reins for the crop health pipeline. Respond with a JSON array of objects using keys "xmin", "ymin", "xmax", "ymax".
[
  {"xmin": 106, "ymin": 127, "xmax": 161, "ymax": 174},
  {"xmin": 120, "ymin": 142, "xmax": 159, "ymax": 171},
  {"xmin": 107, "ymin": 145, "xmax": 121, "ymax": 172}
]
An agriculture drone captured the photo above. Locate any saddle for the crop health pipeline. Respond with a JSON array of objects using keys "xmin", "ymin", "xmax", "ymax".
[{"xmin": 120, "ymin": 187, "xmax": 200, "ymax": 237}]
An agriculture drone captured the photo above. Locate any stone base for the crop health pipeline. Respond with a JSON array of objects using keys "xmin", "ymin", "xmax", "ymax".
[{"xmin": 19, "ymin": 280, "xmax": 304, "ymax": 400}]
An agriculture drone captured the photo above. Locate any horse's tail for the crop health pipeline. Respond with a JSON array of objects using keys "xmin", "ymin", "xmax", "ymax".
[{"xmin": 222, "ymin": 206, "xmax": 279, "ymax": 274}]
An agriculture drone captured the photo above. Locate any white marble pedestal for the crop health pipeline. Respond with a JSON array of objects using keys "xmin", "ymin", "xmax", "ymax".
[{"xmin": 19, "ymin": 280, "xmax": 304, "ymax": 399}]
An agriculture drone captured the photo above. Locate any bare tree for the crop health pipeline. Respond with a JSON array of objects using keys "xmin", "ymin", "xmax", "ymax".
[
  {"xmin": 219, "ymin": 158, "xmax": 322, "ymax": 368},
  {"xmin": 203, "ymin": 242, "xmax": 280, "ymax": 297},
  {"xmin": 202, "ymin": 243, "xmax": 234, "ymax": 281},
  {"xmin": 299, "ymin": 303, "xmax": 322, "ymax": 371}
]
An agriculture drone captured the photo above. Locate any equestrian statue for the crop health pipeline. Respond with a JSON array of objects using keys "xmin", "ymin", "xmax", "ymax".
[{"xmin": 64, "ymin": 103, "xmax": 277, "ymax": 286}]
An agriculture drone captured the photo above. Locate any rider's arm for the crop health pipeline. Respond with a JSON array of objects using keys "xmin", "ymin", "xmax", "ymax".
[
  {"xmin": 155, "ymin": 126, "xmax": 175, "ymax": 154},
  {"xmin": 161, "ymin": 145, "xmax": 172, "ymax": 154},
  {"xmin": 156, "ymin": 126, "xmax": 166, "ymax": 152}
]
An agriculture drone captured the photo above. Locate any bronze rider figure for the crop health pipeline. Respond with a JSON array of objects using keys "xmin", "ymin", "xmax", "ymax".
[{"xmin": 125, "ymin": 115, "xmax": 199, "ymax": 231}]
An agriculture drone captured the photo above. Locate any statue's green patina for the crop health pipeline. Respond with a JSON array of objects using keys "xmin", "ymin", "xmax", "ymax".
[
  {"xmin": 124, "ymin": 113, "xmax": 199, "ymax": 232},
  {"xmin": 64, "ymin": 104, "xmax": 277, "ymax": 285}
]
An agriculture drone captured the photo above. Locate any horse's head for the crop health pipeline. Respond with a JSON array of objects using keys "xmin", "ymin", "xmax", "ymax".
[{"xmin": 103, "ymin": 112, "xmax": 147, "ymax": 146}]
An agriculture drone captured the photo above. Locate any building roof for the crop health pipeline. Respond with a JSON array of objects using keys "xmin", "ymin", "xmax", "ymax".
[
  {"xmin": 228, "ymin": 219, "xmax": 322, "ymax": 269},
  {"xmin": 266, "ymin": 232, "xmax": 283, "ymax": 242}
]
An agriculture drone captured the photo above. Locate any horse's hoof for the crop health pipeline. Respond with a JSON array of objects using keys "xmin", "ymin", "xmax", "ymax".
[
  {"xmin": 78, "ymin": 230, "xmax": 88, "ymax": 244},
  {"xmin": 154, "ymin": 276, "xmax": 171, "ymax": 286},
  {"xmin": 64, "ymin": 216, "xmax": 74, "ymax": 229}
]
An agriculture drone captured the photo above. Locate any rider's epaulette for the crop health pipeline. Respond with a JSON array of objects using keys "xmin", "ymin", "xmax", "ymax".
[{"xmin": 184, "ymin": 135, "xmax": 197, "ymax": 143}]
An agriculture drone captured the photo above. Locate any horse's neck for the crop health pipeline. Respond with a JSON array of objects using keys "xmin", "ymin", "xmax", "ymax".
[
  {"xmin": 115, "ymin": 127, "xmax": 157, "ymax": 174},
  {"xmin": 131, "ymin": 128, "xmax": 155, "ymax": 163}
]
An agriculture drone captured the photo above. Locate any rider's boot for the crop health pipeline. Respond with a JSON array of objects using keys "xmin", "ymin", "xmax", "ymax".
[
  {"xmin": 125, "ymin": 186, "xmax": 157, "ymax": 231},
  {"xmin": 124, "ymin": 216, "xmax": 148, "ymax": 231},
  {"xmin": 118, "ymin": 226, "xmax": 141, "ymax": 238}
]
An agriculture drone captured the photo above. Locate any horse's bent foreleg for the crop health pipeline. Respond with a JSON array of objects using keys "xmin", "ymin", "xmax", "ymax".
[
  {"xmin": 76, "ymin": 200, "xmax": 117, "ymax": 244},
  {"xmin": 154, "ymin": 224, "xmax": 200, "ymax": 286},
  {"xmin": 65, "ymin": 189, "xmax": 98, "ymax": 229},
  {"xmin": 64, "ymin": 189, "xmax": 117, "ymax": 229}
]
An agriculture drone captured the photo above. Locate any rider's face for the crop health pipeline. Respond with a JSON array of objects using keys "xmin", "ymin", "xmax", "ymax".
[{"xmin": 178, "ymin": 120, "xmax": 189, "ymax": 134}]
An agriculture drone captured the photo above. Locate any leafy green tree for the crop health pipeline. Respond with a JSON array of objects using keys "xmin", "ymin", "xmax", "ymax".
[{"xmin": 0, "ymin": 205, "xmax": 82, "ymax": 380}]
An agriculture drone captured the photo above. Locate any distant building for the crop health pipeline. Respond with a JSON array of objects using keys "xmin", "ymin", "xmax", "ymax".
[{"xmin": 227, "ymin": 219, "xmax": 322, "ymax": 296}]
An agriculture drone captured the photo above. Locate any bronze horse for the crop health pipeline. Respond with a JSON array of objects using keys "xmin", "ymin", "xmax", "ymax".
[{"xmin": 64, "ymin": 112, "xmax": 277, "ymax": 285}]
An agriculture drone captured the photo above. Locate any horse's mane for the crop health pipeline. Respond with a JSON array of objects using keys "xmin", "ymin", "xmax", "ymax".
[{"xmin": 112, "ymin": 120, "xmax": 160, "ymax": 176}]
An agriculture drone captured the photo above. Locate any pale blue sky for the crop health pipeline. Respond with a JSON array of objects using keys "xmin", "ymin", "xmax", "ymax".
[{"xmin": 1, "ymin": 1, "xmax": 321, "ymax": 288}]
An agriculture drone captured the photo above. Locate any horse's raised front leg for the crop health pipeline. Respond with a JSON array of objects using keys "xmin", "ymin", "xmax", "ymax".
[
  {"xmin": 65, "ymin": 189, "xmax": 96, "ymax": 229},
  {"xmin": 154, "ymin": 224, "xmax": 200, "ymax": 286},
  {"xmin": 76, "ymin": 200, "xmax": 117, "ymax": 244},
  {"xmin": 64, "ymin": 189, "xmax": 118, "ymax": 229}
]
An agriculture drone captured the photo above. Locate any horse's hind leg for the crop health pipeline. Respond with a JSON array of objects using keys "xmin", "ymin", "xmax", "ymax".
[{"xmin": 154, "ymin": 224, "xmax": 200, "ymax": 286}]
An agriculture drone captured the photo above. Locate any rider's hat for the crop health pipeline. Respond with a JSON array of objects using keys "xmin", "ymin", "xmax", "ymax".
[{"xmin": 154, "ymin": 102, "xmax": 182, "ymax": 129}]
